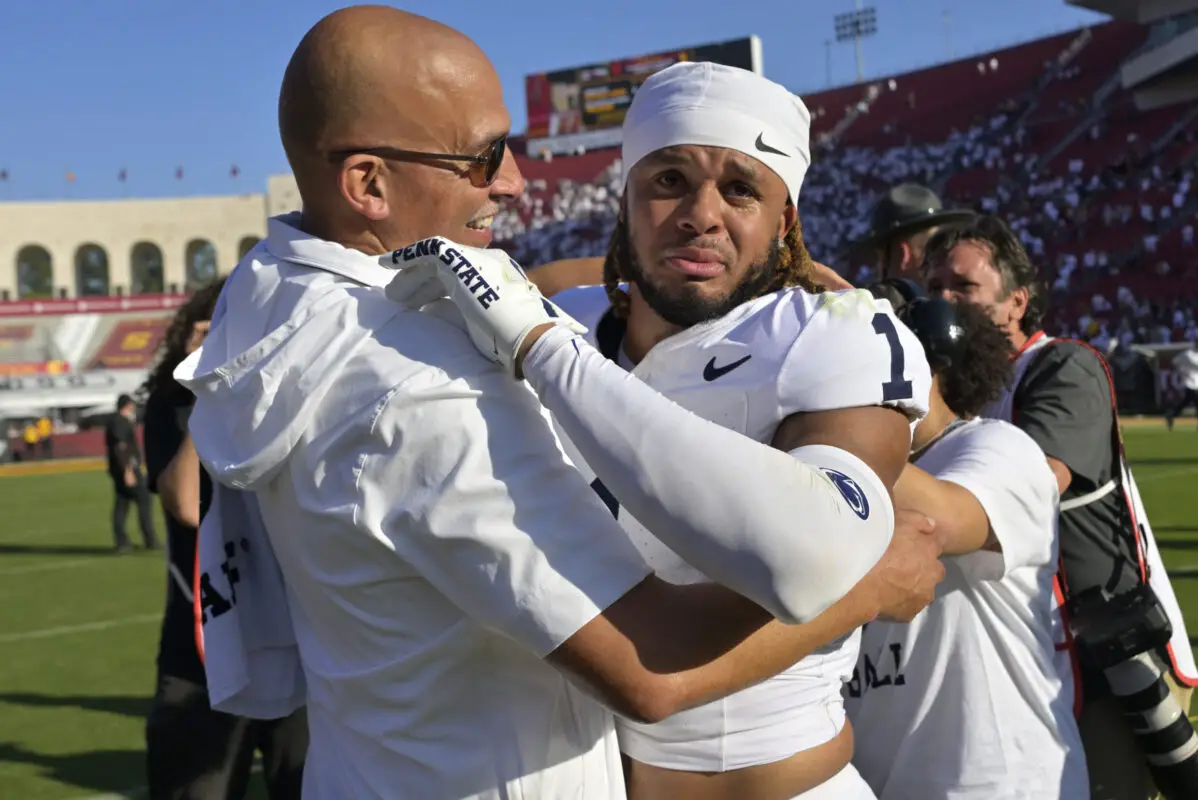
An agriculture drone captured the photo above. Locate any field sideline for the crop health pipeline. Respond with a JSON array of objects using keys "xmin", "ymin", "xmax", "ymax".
[{"xmin": 0, "ymin": 426, "xmax": 1195, "ymax": 798}]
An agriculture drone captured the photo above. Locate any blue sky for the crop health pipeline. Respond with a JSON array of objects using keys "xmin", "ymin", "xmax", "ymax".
[{"xmin": 0, "ymin": 0, "xmax": 1107, "ymax": 202}]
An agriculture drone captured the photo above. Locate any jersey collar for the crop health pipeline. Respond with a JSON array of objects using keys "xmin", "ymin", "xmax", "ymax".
[
  {"xmin": 1016, "ymin": 330, "xmax": 1047, "ymax": 357},
  {"xmin": 263, "ymin": 212, "xmax": 399, "ymax": 289}
]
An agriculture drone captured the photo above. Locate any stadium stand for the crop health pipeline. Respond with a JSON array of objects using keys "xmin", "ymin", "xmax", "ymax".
[
  {"xmin": 496, "ymin": 19, "xmax": 1198, "ymax": 357},
  {"xmin": 0, "ymin": 298, "xmax": 178, "ymax": 462}
]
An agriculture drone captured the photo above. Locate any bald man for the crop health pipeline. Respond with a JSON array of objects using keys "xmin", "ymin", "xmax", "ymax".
[{"xmin": 175, "ymin": 8, "xmax": 940, "ymax": 799}]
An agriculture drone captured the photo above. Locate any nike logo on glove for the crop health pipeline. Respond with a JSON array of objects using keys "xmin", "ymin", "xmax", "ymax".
[{"xmin": 703, "ymin": 355, "xmax": 752, "ymax": 381}]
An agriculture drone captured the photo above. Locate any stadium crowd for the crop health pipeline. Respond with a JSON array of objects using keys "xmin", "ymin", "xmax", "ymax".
[{"xmin": 490, "ymin": 19, "xmax": 1198, "ymax": 354}]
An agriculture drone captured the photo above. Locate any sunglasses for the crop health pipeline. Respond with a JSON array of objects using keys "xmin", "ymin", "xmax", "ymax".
[{"xmin": 327, "ymin": 135, "xmax": 507, "ymax": 188}]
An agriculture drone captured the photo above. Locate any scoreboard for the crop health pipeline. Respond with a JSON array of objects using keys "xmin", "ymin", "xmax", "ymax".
[{"xmin": 524, "ymin": 36, "xmax": 762, "ymax": 156}]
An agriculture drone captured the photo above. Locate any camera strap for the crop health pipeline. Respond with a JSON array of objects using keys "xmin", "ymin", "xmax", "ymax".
[
  {"xmin": 1017, "ymin": 338, "xmax": 1150, "ymax": 585},
  {"xmin": 1013, "ymin": 338, "xmax": 1155, "ymax": 717}
]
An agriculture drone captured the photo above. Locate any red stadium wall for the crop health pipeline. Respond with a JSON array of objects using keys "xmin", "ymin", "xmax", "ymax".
[
  {"xmin": 6, "ymin": 426, "xmax": 145, "ymax": 461},
  {"xmin": 0, "ymin": 294, "xmax": 187, "ymax": 317}
]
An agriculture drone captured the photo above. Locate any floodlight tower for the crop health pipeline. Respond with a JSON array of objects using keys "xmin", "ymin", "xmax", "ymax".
[{"xmin": 834, "ymin": 1, "xmax": 877, "ymax": 84}]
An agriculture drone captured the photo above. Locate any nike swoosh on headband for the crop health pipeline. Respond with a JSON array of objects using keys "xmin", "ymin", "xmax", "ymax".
[{"xmin": 755, "ymin": 133, "xmax": 789, "ymax": 157}]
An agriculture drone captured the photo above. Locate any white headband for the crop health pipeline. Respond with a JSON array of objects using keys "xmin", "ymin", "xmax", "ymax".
[{"xmin": 621, "ymin": 61, "xmax": 812, "ymax": 205}]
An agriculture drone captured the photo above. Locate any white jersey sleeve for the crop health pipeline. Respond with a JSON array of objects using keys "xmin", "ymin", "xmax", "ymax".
[
  {"xmin": 364, "ymin": 365, "xmax": 653, "ymax": 657},
  {"xmin": 778, "ymin": 289, "xmax": 932, "ymax": 423},
  {"xmin": 930, "ymin": 419, "xmax": 1059, "ymax": 581},
  {"xmin": 550, "ymin": 284, "xmax": 613, "ymax": 332}
]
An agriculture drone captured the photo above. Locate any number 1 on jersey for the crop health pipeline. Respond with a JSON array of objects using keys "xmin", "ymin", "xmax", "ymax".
[{"xmin": 871, "ymin": 313, "xmax": 914, "ymax": 402}]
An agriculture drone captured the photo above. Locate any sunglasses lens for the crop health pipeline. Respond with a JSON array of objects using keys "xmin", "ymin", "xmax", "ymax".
[{"xmin": 484, "ymin": 137, "xmax": 506, "ymax": 185}]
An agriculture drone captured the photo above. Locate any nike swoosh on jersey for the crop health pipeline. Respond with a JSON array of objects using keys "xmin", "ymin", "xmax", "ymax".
[{"xmin": 703, "ymin": 354, "xmax": 752, "ymax": 381}]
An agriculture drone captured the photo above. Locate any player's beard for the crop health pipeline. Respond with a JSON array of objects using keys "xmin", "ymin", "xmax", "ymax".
[{"xmin": 620, "ymin": 228, "xmax": 783, "ymax": 329}]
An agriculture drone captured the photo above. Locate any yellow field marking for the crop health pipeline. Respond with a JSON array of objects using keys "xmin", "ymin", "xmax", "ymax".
[{"xmin": 0, "ymin": 458, "xmax": 105, "ymax": 478}]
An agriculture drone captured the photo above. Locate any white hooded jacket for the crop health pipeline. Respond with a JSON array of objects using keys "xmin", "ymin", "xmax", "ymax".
[{"xmin": 174, "ymin": 213, "xmax": 651, "ymax": 800}]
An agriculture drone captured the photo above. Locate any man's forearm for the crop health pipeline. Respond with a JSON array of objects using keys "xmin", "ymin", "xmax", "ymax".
[
  {"xmin": 113, "ymin": 442, "xmax": 132, "ymax": 472},
  {"xmin": 522, "ymin": 327, "xmax": 893, "ymax": 624},
  {"xmin": 659, "ymin": 579, "xmax": 877, "ymax": 715},
  {"xmin": 570, "ymin": 577, "xmax": 877, "ymax": 723},
  {"xmin": 894, "ymin": 465, "xmax": 991, "ymax": 555},
  {"xmin": 160, "ymin": 436, "xmax": 201, "ymax": 528}
]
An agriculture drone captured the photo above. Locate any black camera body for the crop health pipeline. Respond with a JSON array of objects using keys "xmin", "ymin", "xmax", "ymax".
[
  {"xmin": 1066, "ymin": 584, "xmax": 1173, "ymax": 672},
  {"xmin": 1067, "ymin": 584, "xmax": 1198, "ymax": 800}
]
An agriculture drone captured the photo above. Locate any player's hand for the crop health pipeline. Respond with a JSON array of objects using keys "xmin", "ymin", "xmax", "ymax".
[
  {"xmin": 812, "ymin": 261, "xmax": 854, "ymax": 291},
  {"xmin": 124, "ymin": 467, "xmax": 136, "ymax": 487},
  {"xmin": 386, "ymin": 237, "xmax": 587, "ymax": 377},
  {"xmin": 864, "ymin": 509, "xmax": 945, "ymax": 622}
]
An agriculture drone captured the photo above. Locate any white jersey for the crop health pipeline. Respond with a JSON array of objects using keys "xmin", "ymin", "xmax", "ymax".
[
  {"xmin": 1174, "ymin": 348, "xmax": 1198, "ymax": 391},
  {"xmin": 845, "ymin": 417, "xmax": 1088, "ymax": 800},
  {"xmin": 553, "ymin": 284, "xmax": 932, "ymax": 773}
]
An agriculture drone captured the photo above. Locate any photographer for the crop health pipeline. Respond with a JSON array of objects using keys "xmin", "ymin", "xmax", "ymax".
[{"xmin": 924, "ymin": 214, "xmax": 1198, "ymax": 800}]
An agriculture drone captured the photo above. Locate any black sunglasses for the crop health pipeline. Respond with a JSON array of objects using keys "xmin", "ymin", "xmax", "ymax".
[{"xmin": 327, "ymin": 136, "xmax": 507, "ymax": 188}]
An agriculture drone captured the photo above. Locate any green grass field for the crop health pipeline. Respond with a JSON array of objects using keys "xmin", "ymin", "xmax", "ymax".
[{"xmin": 0, "ymin": 426, "xmax": 1196, "ymax": 799}]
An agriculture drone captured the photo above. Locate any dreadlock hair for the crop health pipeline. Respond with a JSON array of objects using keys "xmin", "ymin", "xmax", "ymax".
[
  {"xmin": 935, "ymin": 300, "xmax": 1015, "ymax": 418},
  {"xmin": 601, "ymin": 212, "xmax": 822, "ymax": 319},
  {"xmin": 139, "ymin": 277, "xmax": 227, "ymax": 405}
]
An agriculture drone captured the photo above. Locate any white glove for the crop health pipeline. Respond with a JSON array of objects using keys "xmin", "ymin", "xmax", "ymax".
[{"xmin": 386, "ymin": 237, "xmax": 587, "ymax": 375}]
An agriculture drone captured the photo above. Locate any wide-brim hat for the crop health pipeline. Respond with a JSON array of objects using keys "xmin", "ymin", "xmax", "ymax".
[{"xmin": 851, "ymin": 183, "xmax": 976, "ymax": 255}]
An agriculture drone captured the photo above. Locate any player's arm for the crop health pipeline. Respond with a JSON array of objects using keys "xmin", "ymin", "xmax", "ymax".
[
  {"xmin": 897, "ymin": 423, "xmax": 1059, "ymax": 576},
  {"xmin": 550, "ymin": 520, "xmax": 936, "ymax": 723},
  {"xmin": 1013, "ymin": 344, "xmax": 1112, "ymax": 496},
  {"xmin": 516, "ymin": 292, "xmax": 934, "ymax": 624},
  {"xmin": 518, "ymin": 325, "xmax": 908, "ymax": 624},
  {"xmin": 367, "ymin": 368, "xmax": 936, "ymax": 723},
  {"xmin": 388, "ymin": 243, "xmax": 935, "ymax": 623},
  {"xmin": 894, "ymin": 464, "xmax": 994, "ymax": 555},
  {"xmin": 527, "ymin": 258, "xmax": 604, "ymax": 297},
  {"xmin": 144, "ymin": 397, "xmax": 200, "ymax": 526},
  {"xmin": 158, "ymin": 435, "xmax": 201, "ymax": 528},
  {"xmin": 110, "ymin": 425, "xmax": 133, "ymax": 472}
]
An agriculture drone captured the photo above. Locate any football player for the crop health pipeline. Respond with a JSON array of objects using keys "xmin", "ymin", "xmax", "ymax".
[
  {"xmin": 845, "ymin": 279, "xmax": 1088, "ymax": 799},
  {"xmin": 390, "ymin": 62, "xmax": 936, "ymax": 800}
]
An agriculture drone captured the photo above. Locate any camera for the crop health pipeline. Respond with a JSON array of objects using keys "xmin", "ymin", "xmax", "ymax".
[
  {"xmin": 1068, "ymin": 585, "xmax": 1198, "ymax": 799},
  {"xmin": 1066, "ymin": 584, "xmax": 1172, "ymax": 671}
]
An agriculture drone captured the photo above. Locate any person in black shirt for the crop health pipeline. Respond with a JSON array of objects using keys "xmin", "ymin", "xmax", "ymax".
[
  {"xmin": 105, "ymin": 393, "xmax": 159, "ymax": 552},
  {"xmin": 141, "ymin": 278, "xmax": 307, "ymax": 800},
  {"xmin": 924, "ymin": 214, "xmax": 1198, "ymax": 800}
]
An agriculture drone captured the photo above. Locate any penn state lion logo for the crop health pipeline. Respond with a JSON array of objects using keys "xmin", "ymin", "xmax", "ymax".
[{"xmin": 823, "ymin": 469, "xmax": 870, "ymax": 520}]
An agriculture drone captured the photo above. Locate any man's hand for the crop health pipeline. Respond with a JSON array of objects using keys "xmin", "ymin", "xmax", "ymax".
[
  {"xmin": 812, "ymin": 261, "xmax": 854, "ymax": 291},
  {"xmin": 860, "ymin": 509, "xmax": 945, "ymax": 622},
  {"xmin": 124, "ymin": 467, "xmax": 136, "ymax": 488},
  {"xmin": 386, "ymin": 237, "xmax": 586, "ymax": 376}
]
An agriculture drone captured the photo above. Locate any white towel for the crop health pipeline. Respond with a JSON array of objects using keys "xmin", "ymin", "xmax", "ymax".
[
  {"xmin": 187, "ymin": 283, "xmax": 306, "ymax": 720},
  {"xmin": 196, "ymin": 482, "xmax": 306, "ymax": 719}
]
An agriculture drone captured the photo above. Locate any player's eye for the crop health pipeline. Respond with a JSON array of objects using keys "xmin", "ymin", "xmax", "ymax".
[
  {"xmin": 724, "ymin": 181, "xmax": 759, "ymax": 199},
  {"xmin": 653, "ymin": 170, "xmax": 684, "ymax": 190}
]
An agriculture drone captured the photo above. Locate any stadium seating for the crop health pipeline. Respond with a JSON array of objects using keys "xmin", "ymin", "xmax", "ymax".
[{"xmin": 498, "ymin": 19, "xmax": 1198, "ymax": 350}]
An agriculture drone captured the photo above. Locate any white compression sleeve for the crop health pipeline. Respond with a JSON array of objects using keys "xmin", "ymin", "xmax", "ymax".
[{"xmin": 522, "ymin": 327, "xmax": 895, "ymax": 624}]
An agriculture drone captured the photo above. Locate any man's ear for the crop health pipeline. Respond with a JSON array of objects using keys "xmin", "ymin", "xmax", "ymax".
[
  {"xmin": 1007, "ymin": 285, "xmax": 1029, "ymax": 326},
  {"xmin": 778, "ymin": 203, "xmax": 798, "ymax": 240},
  {"xmin": 338, "ymin": 155, "xmax": 389, "ymax": 221}
]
